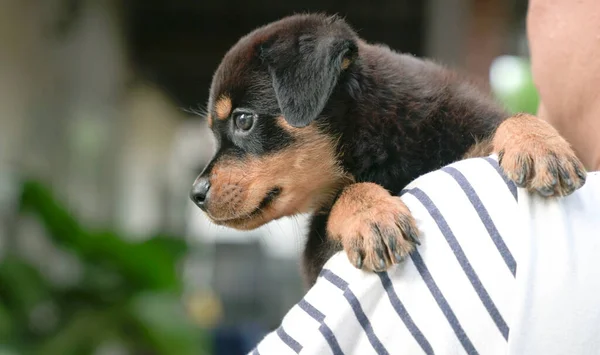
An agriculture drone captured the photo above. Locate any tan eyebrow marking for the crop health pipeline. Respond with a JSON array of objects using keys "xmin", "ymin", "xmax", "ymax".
[
  {"xmin": 215, "ymin": 95, "xmax": 232, "ymax": 120},
  {"xmin": 341, "ymin": 57, "xmax": 352, "ymax": 70}
]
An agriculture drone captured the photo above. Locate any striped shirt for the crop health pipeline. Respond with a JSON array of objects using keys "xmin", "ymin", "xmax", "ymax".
[{"xmin": 249, "ymin": 156, "xmax": 600, "ymax": 355}]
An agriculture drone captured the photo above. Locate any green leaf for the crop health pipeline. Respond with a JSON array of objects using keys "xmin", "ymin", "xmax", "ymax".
[
  {"xmin": 18, "ymin": 180, "xmax": 187, "ymax": 291},
  {"xmin": 34, "ymin": 309, "xmax": 115, "ymax": 355},
  {"xmin": 128, "ymin": 292, "xmax": 210, "ymax": 355},
  {"xmin": 0, "ymin": 256, "xmax": 51, "ymax": 320}
]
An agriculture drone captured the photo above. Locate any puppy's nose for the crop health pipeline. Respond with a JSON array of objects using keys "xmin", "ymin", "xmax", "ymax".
[{"xmin": 190, "ymin": 177, "xmax": 211, "ymax": 211}]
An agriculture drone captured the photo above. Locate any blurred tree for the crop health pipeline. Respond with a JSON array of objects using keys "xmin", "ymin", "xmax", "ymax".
[{"xmin": 0, "ymin": 180, "xmax": 210, "ymax": 355}]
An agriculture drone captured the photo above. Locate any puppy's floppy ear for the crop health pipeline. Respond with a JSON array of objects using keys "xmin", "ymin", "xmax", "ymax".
[{"xmin": 260, "ymin": 34, "xmax": 357, "ymax": 127}]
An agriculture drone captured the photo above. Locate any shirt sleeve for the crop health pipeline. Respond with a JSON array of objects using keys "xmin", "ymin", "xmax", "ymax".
[
  {"xmin": 250, "ymin": 156, "xmax": 521, "ymax": 355},
  {"xmin": 507, "ymin": 171, "xmax": 600, "ymax": 355}
]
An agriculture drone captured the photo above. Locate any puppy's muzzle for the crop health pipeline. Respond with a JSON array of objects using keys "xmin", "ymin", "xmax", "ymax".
[{"xmin": 190, "ymin": 177, "xmax": 211, "ymax": 211}]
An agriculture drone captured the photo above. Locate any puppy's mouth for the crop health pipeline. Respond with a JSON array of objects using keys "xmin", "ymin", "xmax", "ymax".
[
  {"xmin": 211, "ymin": 186, "xmax": 282, "ymax": 227},
  {"xmin": 257, "ymin": 186, "xmax": 282, "ymax": 211}
]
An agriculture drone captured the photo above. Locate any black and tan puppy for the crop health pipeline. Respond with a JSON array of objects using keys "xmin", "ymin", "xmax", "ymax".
[{"xmin": 190, "ymin": 13, "xmax": 586, "ymax": 286}]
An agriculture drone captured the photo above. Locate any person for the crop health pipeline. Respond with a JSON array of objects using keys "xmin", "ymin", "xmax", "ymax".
[{"xmin": 249, "ymin": 0, "xmax": 600, "ymax": 354}]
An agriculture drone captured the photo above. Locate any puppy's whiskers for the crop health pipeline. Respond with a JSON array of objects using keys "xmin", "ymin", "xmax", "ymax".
[{"xmin": 181, "ymin": 105, "xmax": 208, "ymax": 118}]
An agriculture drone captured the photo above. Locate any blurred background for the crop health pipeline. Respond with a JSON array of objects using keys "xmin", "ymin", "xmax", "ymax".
[{"xmin": 0, "ymin": 0, "xmax": 539, "ymax": 354}]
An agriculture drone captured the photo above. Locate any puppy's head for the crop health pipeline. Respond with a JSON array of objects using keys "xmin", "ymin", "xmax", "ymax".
[{"xmin": 190, "ymin": 14, "xmax": 358, "ymax": 230}]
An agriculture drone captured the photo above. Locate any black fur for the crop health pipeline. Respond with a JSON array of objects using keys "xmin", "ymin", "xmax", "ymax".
[
  {"xmin": 259, "ymin": 20, "xmax": 358, "ymax": 127},
  {"xmin": 199, "ymin": 14, "xmax": 508, "ymax": 286}
]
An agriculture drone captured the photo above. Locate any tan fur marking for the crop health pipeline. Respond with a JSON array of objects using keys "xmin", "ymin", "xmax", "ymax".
[
  {"xmin": 327, "ymin": 182, "xmax": 419, "ymax": 272},
  {"xmin": 492, "ymin": 113, "xmax": 586, "ymax": 196},
  {"xmin": 341, "ymin": 57, "xmax": 352, "ymax": 70},
  {"xmin": 204, "ymin": 117, "xmax": 351, "ymax": 230},
  {"xmin": 215, "ymin": 96, "xmax": 232, "ymax": 120}
]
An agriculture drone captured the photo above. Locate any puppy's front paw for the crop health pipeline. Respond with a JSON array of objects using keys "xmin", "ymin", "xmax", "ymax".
[
  {"xmin": 327, "ymin": 183, "xmax": 419, "ymax": 272},
  {"xmin": 493, "ymin": 113, "xmax": 587, "ymax": 197}
]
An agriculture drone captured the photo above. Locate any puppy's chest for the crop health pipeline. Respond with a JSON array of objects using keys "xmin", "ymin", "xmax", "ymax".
[{"xmin": 339, "ymin": 137, "xmax": 416, "ymax": 192}]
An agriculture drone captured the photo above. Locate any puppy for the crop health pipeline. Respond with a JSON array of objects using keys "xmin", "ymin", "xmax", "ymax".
[{"xmin": 190, "ymin": 13, "xmax": 586, "ymax": 287}]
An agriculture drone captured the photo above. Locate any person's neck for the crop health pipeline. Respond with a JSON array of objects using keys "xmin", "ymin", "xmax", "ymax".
[{"xmin": 538, "ymin": 102, "xmax": 600, "ymax": 172}]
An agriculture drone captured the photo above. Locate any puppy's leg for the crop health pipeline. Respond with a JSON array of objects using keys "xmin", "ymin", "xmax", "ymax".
[
  {"xmin": 302, "ymin": 210, "xmax": 341, "ymax": 287},
  {"xmin": 492, "ymin": 113, "xmax": 587, "ymax": 197},
  {"xmin": 326, "ymin": 183, "xmax": 419, "ymax": 272}
]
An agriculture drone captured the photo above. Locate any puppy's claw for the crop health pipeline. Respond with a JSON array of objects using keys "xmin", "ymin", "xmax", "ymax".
[
  {"xmin": 393, "ymin": 252, "xmax": 403, "ymax": 263},
  {"xmin": 497, "ymin": 149, "xmax": 505, "ymax": 164},
  {"xmin": 537, "ymin": 186, "xmax": 555, "ymax": 197},
  {"xmin": 378, "ymin": 257, "xmax": 386, "ymax": 271},
  {"xmin": 408, "ymin": 232, "xmax": 421, "ymax": 246},
  {"xmin": 575, "ymin": 165, "xmax": 587, "ymax": 181},
  {"xmin": 398, "ymin": 217, "xmax": 420, "ymax": 246},
  {"xmin": 374, "ymin": 242, "xmax": 387, "ymax": 270},
  {"xmin": 354, "ymin": 251, "xmax": 363, "ymax": 269},
  {"xmin": 516, "ymin": 171, "xmax": 526, "ymax": 186},
  {"xmin": 387, "ymin": 234, "xmax": 398, "ymax": 253}
]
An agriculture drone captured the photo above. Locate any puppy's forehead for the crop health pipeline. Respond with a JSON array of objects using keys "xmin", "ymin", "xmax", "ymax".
[
  {"xmin": 208, "ymin": 14, "xmax": 343, "ymax": 114},
  {"xmin": 207, "ymin": 36, "xmax": 268, "ymax": 121}
]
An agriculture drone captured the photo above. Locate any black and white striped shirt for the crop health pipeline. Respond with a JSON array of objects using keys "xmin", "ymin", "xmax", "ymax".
[{"xmin": 250, "ymin": 156, "xmax": 600, "ymax": 355}]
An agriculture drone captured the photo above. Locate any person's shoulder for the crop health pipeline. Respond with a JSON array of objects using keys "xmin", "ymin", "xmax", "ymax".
[
  {"xmin": 401, "ymin": 155, "xmax": 518, "ymax": 218},
  {"xmin": 395, "ymin": 155, "xmax": 519, "ymax": 270},
  {"xmin": 324, "ymin": 155, "xmax": 521, "ymax": 283},
  {"xmin": 402, "ymin": 155, "xmax": 517, "ymax": 202},
  {"xmin": 301, "ymin": 156, "xmax": 522, "ymax": 355}
]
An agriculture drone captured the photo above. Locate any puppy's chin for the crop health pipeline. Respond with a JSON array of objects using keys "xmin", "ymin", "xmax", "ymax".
[
  {"xmin": 206, "ymin": 202, "xmax": 272, "ymax": 230},
  {"xmin": 207, "ymin": 189, "xmax": 321, "ymax": 231},
  {"xmin": 208, "ymin": 205, "xmax": 287, "ymax": 231},
  {"xmin": 211, "ymin": 214, "xmax": 269, "ymax": 231}
]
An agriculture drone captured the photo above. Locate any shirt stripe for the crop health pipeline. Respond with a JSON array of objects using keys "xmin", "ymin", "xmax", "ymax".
[
  {"xmin": 276, "ymin": 326, "xmax": 302, "ymax": 353},
  {"xmin": 407, "ymin": 187, "xmax": 510, "ymax": 341},
  {"xmin": 320, "ymin": 268, "xmax": 348, "ymax": 288},
  {"xmin": 442, "ymin": 166, "xmax": 517, "ymax": 276},
  {"xmin": 378, "ymin": 272, "xmax": 434, "ymax": 355},
  {"xmin": 321, "ymin": 269, "xmax": 390, "ymax": 355},
  {"xmin": 318, "ymin": 324, "xmax": 345, "ymax": 355},
  {"xmin": 482, "ymin": 156, "xmax": 518, "ymax": 200},
  {"xmin": 410, "ymin": 249, "xmax": 479, "ymax": 355},
  {"xmin": 298, "ymin": 299, "xmax": 326, "ymax": 321},
  {"xmin": 298, "ymin": 299, "xmax": 344, "ymax": 355}
]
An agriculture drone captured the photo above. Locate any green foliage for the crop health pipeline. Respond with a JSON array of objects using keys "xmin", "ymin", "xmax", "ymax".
[{"xmin": 0, "ymin": 180, "xmax": 211, "ymax": 355}]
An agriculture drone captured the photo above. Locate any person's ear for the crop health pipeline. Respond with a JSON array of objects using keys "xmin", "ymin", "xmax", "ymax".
[{"xmin": 260, "ymin": 34, "xmax": 357, "ymax": 127}]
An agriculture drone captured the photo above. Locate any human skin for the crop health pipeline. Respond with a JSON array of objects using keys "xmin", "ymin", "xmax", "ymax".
[{"xmin": 527, "ymin": 0, "xmax": 600, "ymax": 171}]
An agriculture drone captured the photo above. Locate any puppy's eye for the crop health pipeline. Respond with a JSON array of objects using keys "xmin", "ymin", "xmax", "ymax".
[{"xmin": 234, "ymin": 112, "xmax": 255, "ymax": 131}]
